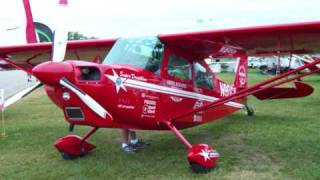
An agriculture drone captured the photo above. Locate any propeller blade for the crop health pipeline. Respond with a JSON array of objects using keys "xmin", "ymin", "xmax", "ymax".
[
  {"xmin": 3, "ymin": 81, "xmax": 42, "ymax": 109},
  {"xmin": 52, "ymin": 0, "xmax": 68, "ymax": 62},
  {"xmin": 59, "ymin": 78, "xmax": 113, "ymax": 120}
]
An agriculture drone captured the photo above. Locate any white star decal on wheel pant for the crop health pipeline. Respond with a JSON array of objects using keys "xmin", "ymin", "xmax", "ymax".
[
  {"xmin": 198, "ymin": 150, "xmax": 211, "ymax": 162},
  {"xmin": 198, "ymin": 149, "xmax": 219, "ymax": 162}
]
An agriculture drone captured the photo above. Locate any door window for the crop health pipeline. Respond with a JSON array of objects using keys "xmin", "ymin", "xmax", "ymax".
[
  {"xmin": 167, "ymin": 54, "xmax": 191, "ymax": 80},
  {"xmin": 194, "ymin": 62, "xmax": 213, "ymax": 89}
]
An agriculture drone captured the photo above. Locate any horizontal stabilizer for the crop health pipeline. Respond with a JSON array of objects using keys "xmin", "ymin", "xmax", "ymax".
[{"xmin": 253, "ymin": 81, "xmax": 314, "ymax": 100}]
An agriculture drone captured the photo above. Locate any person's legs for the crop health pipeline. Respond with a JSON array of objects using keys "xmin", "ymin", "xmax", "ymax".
[
  {"xmin": 121, "ymin": 129, "xmax": 136, "ymax": 153},
  {"xmin": 121, "ymin": 129, "xmax": 130, "ymax": 147},
  {"xmin": 129, "ymin": 130, "xmax": 138, "ymax": 144},
  {"xmin": 128, "ymin": 130, "xmax": 150, "ymax": 149}
]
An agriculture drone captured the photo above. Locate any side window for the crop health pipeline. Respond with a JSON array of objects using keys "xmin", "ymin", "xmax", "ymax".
[
  {"xmin": 145, "ymin": 42, "xmax": 164, "ymax": 74},
  {"xmin": 194, "ymin": 62, "xmax": 213, "ymax": 89},
  {"xmin": 167, "ymin": 54, "xmax": 191, "ymax": 80}
]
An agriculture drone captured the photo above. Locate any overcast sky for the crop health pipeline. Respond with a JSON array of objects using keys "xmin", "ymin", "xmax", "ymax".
[{"xmin": 1, "ymin": 0, "xmax": 320, "ymax": 45}]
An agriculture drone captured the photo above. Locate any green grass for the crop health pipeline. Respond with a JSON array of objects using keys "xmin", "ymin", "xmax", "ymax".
[{"xmin": 0, "ymin": 73, "xmax": 319, "ymax": 180}]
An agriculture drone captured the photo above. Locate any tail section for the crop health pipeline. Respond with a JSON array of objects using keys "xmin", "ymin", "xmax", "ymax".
[
  {"xmin": 22, "ymin": 0, "xmax": 53, "ymax": 43},
  {"xmin": 23, "ymin": 0, "xmax": 37, "ymax": 43},
  {"xmin": 233, "ymin": 55, "xmax": 248, "ymax": 89}
]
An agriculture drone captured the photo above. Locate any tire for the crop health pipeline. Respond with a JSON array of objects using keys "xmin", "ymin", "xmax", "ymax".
[
  {"xmin": 62, "ymin": 153, "xmax": 78, "ymax": 160},
  {"xmin": 190, "ymin": 162, "xmax": 211, "ymax": 173}
]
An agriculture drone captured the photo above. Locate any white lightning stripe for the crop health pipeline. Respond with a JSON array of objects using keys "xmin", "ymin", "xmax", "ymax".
[
  {"xmin": 60, "ymin": 79, "xmax": 113, "ymax": 120},
  {"xmin": 123, "ymin": 78, "xmax": 244, "ymax": 109}
]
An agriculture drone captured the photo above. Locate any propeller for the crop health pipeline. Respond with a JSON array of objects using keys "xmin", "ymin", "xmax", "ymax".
[
  {"xmin": 51, "ymin": 1, "xmax": 112, "ymax": 119},
  {"xmin": 4, "ymin": 0, "xmax": 67, "ymax": 109},
  {"xmin": 52, "ymin": 0, "xmax": 68, "ymax": 62},
  {"xmin": 59, "ymin": 78, "xmax": 113, "ymax": 120}
]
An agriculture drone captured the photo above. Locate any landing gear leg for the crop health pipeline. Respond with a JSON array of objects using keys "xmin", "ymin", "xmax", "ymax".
[
  {"xmin": 244, "ymin": 103, "xmax": 255, "ymax": 116},
  {"xmin": 54, "ymin": 127, "xmax": 98, "ymax": 159},
  {"xmin": 69, "ymin": 124, "xmax": 74, "ymax": 132},
  {"xmin": 163, "ymin": 122, "xmax": 219, "ymax": 173}
]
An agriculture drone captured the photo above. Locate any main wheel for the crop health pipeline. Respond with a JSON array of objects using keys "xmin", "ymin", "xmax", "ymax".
[{"xmin": 190, "ymin": 162, "xmax": 211, "ymax": 173}]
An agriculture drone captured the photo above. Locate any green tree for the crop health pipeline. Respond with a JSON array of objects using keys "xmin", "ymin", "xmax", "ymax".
[{"xmin": 67, "ymin": 32, "xmax": 97, "ymax": 40}]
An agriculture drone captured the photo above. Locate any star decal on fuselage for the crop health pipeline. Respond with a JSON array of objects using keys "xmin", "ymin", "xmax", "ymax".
[{"xmin": 105, "ymin": 70, "xmax": 127, "ymax": 93}]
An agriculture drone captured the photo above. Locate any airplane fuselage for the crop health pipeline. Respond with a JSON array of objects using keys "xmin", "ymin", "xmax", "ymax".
[
  {"xmin": 43, "ymin": 61, "xmax": 244, "ymax": 130},
  {"xmin": 33, "ymin": 36, "xmax": 246, "ymax": 130}
]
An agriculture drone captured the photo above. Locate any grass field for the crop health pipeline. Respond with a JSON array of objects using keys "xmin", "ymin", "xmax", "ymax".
[{"xmin": 0, "ymin": 72, "xmax": 319, "ymax": 180}]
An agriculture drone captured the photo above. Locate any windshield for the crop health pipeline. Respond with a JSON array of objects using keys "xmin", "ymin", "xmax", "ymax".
[{"xmin": 103, "ymin": 37, "xmax": 164, "ymax": 74}]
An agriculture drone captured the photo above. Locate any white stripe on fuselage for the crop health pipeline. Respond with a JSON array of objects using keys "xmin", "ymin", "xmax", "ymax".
[{"xmin": 106, "ymin": 75, "xmax": 245, "ymax": 109}]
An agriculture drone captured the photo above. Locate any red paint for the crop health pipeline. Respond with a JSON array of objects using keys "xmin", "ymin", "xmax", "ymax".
[
  {"xmin": 164, "ymin": 121, "xmax": 192, "ymax": 149},
  {"xmin": 54, "ymin": 135, "xmax": 96, "ymax": 156},
  {"xmin": 187, "ymin": 144, "xmax": 219, "ymax": 168},
  {"xmin": 32, "ymin": 61, "xmax": 74, "ymax": 86},
  {"xmin": 254, "ymin": 81, "xmax": 314, "ymax": 100},
  {"xmin": 23, "ymin": 0, "xmax": 37, "ymax": 43}
]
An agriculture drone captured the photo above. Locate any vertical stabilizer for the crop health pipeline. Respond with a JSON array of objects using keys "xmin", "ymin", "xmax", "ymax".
[{"xmin": 23, "ymin": 0, "xmax": 37, "ymax": 43}]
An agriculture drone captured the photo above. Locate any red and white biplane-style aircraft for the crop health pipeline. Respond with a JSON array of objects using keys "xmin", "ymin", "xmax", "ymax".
[{"xmin": 1, "ymin": 0, "xmax": 320, "ymax": 173}]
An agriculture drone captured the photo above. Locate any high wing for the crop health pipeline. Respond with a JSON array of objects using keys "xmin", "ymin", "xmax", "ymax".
[
  {"xmin": 159, "ymin": 21, "xmax": 320, "ymax": 59},
  {"xmin": 2, "ymin": 21, "xmax": 320, "ymax": 72},
  {"xmin": 0, "ymin": 39, "xmax": 116, "ymax": 72}
]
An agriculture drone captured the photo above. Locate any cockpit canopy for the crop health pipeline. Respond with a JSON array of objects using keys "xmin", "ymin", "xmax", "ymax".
[{"xmin": 103, "ymin": 37, "xmax": 164, "ymax": 74}]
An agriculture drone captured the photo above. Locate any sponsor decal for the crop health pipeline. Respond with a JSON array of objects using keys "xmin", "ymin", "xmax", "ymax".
[
  {"xmin": 117, "ymin": 104, "xmax": 135, "ymax": 110},
  {"xmin": 220, "ymin": 82, "xmax": 236, "ymax": 97},
  {"xmin": 193, "ymin": 101, "xmax": 204, "ymax": 109},
  {"xmin": 166, "ymin": 80, "xmax": 187, "ymax": 89},
  {"xmin": 193, "ymin": 101, "xmax": 204, "ymax": 122},
  {"xmin": 238, "ymin": 65, "xmax": 247, "ymax": 86},
  {"xmin": 219, "ymin": 45, "xmax": 237, "ymax": 55},
  {"xmin": 170, "ymin": 96, "xmax": 183, "ymax": 103},
  {"xmin": 141, "ymin": 93, "xmax": 159, "ymax": 100},
  {"xmin": 193, "ymin": 114, "xmax": 203, "ymax": 122},
  {"xmin": 119, "ymin": 71, "xmax": 146, "ymax": 82},
  {"xmin": 142, "ymin": 100, "xmax": 157, "ymax": 118}
]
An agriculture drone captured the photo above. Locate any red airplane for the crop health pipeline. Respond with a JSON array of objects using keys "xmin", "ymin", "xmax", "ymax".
[{"xmin": 1, "ymin": 0, "xmax": 320, "ymax": 173}]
